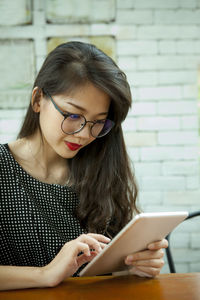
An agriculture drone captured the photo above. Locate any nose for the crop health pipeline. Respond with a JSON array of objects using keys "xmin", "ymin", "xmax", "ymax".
[{"xmin": 73, "ymin": 122, "xmax": 92, "ymax": 139}]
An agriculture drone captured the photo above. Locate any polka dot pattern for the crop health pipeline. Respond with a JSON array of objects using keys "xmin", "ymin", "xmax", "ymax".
[{"xmin": 0, "ymin": 144, "xmax": 85, "ymax": 271}]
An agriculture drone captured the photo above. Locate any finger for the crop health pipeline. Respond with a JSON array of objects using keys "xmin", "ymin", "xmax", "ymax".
[
  {"xmin": 148, "ymin": 239, "xmax": 168, "ymax": 250},
  {"xmin": 125, "ymin": 249, "xmax": 164, "ymax": 264},
  {"xmin": 77, "ymin": 234, "xmax": 103, "ymax": 253},
  {"xmin": 128, "ymin": 266, "xmax": 153, "ymax": 278},
  {"xmin": 75, "ymin": 241, "xmax": 91, "ymax": 257},
  {"xmin": 99, "ymin": 242, "xmax": 109, "ymax": 249},
  {"xmin": 90, "ymin": 242, "xmax": 108, "ymax": 252},
  {"xmin": 127, "ymin": 258, "xmax": 165, "ymax": 269},
  {"xmin": 131, "ymin": 265, "xmax": 161, "ymax": 277},
  {"xmin": 76, "ymin": 252, "xmax": 97, "ymax": 267},
  {"xmin": 87, "ymin": 233, "xmax": 111, "ymax": 244}
]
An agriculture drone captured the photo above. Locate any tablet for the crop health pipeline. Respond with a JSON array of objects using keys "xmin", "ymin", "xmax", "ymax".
[{"xmin": 79, "ymin": 211, "xmax": 188, "ymax": 277}]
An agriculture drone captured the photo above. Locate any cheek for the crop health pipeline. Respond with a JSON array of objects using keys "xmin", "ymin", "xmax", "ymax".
[{"xmin": 39, "ymin": 109, "xmax": 64, "ymax": 140}]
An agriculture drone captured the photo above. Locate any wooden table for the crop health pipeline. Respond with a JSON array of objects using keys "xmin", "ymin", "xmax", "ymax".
[{"xmin": 0, "ymin": 273, "xmax": 200, "ymax": 300}]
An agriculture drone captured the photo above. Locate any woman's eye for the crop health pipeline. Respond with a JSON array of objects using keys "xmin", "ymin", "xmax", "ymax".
[
  {"xmin": 96, "ymin": 120, "xmax": 106, "ymax": 124},
  {"xmin": 68, "ymin": 114, "xmax": 81, "ymax": 120}
]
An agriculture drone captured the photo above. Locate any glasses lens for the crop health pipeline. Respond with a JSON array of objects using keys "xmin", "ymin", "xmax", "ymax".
[
  {"xmin": 61, "ymin": 114, "xmax": 85, "ymax": 134},
  {"xmin": 92, "ymin": 119, "xmax": 114, "ymax": 138}
]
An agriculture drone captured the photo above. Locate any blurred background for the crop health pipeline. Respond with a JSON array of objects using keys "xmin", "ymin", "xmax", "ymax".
[{"xmin": 0, "ymin": 0, "xmax": 200, "ymax": 273}]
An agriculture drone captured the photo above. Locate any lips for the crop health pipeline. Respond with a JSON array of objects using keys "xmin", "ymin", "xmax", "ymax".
[{"xmin": 65, "ymin": 141, "xmax": 82, "ymax": 151}]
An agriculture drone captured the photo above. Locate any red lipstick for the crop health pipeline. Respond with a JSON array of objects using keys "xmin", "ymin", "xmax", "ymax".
[{"xmin": 65, "ymin": 141, "xmax": 82, "ymax": 151}]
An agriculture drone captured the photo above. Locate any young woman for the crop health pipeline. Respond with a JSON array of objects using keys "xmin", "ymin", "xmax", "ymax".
[{"xmin": 0, "ymin": 41, "xmax": 168, "ymax": 290}]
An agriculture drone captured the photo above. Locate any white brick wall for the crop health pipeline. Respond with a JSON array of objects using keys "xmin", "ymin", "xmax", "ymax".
[{"xmin": 0, "ymin": 0, "xmax": 200, "ymax": 273}]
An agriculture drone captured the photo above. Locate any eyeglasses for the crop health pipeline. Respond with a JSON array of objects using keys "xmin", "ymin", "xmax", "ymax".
[{"xmin": 43, "ymin": 90, "xmax": 115, "ymax": 138}]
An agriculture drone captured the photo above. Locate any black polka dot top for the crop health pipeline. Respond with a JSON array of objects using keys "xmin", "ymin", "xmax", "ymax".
[{"xmin": 0, "ymin": 143, "xmax": 86, "ymax": 272}]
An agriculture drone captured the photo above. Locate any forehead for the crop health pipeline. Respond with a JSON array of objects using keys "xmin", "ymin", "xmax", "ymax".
[{"xmin": 60, "ymin": 83, "xmax": 111, "ymax": 112}]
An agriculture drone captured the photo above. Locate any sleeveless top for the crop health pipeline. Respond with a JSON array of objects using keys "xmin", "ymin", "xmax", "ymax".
[{"xmin": 0, "ymin": 143, "xmax": 86, "ymax": 275}]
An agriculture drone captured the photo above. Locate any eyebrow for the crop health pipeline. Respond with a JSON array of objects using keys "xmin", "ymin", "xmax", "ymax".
[{"xmin": 66, "ymin": 101, "xmax": 109, "ymax": 116}]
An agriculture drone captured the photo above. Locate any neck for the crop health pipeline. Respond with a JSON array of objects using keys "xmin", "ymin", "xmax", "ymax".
[{"xmin": 25, "ymin": 132, "xmax": 68, "ymax": 185}]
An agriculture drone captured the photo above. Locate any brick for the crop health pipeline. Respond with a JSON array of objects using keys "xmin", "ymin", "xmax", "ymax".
[
  {"xmin": 170, "ymin": 232, "xmax": 190, "ymax": 248},
  {"xmin": 129, "ymin": 102, "xmax": 157, "ymax": 116},
  {"xmin": 34, "ymin": 39, "xmax": 46, "ymax": 56},
  {"xmin": 158, "ymin": 101, "xmax": 197, "ymax": 115},
  {"xmin": 172, "ymin": 249, "xmax": 200, "ymax": 262},
  {"xmin": 117, "ymin": 0, "xmax": 133, "ymax": 9},
  {"xmin": 141, "ymin": 146, "xmax": 198, "ymax": 161},
  {"xmin": 179, "ymin": 0, "xmax": 197, "ymax": 8},
  {"xmin": 46, "ymin": 24, "xmax": 90, "ymax": 37},
  {"xmin": 158, "ymin": 71, "xmax": 197, "ymax": 85},
  {"xmin": 137, "ymin": 117, "xmax": 180, "ymax": 131},
  {"xmin": 90, "ymin": 24, "xmax": 116, "ymax": 36},
  {"xmin": 159, "ymin": 41, "xmax": 176, "ymax": 54},
  {"xmin": 0, "ymin": 0, "xmax": 32, "ymax": 25},
  {"xmin": 131, "ymin": 0, "xmax": 179, "ymax": 8},
  {"xmin": 33, "ymin": 10, "xmax": 45, "ymax": 25},
  {"xmin": 134, "ymin": 162, "xmax": 161, "ymax": 176},
  {"xmin": 143, "ymin": 204, "xmax": 191, "ymax": 214},
  {"xmin": 127, "ymin": 147, "xmax": 140, "ymax": 162},
  {"xmin": 138, "ymin": 55, "xmax": 199, "ymax": 70},
  {"xmin": 122, "ymin": 117, "xmax": 137, "ymax": 132},
  {"xmin": 186, "ymin": 176, "xmax": 200, "ymax": 189},
  {"xmin": 33, "ymin": 0, "xmax": 45, "ymax": 10},
  {"xmin": 117, "ymin": 9, "xmax": 153, "ymax": 24},
  {"xmin": 176, "ymin": 218, "xmax": 200, "ymax": 233},
  {"xmin": 0, "ymin": 109, "xmax": 26, "ymax": 119},
  {"xmin": 124, "ymin": 132, "xmax": 157, "ymax": 146},
  {"xmin": 190, "ymin": 262, "xmax": 200, "ymax": 272},
  {"xmin": 117, "ymin": 40, "xmax": 157, "ymax": 55},
  {"xmin": 126, "ymin": 71, "xmax": 158, "ymax": 87},
  {"xmin": 173, "ymin": 263, "xmax": 190, "ymax": 273},
  {"xmin": 163, "ymin": 191, "xmax": 200, "ymax": 206},
  {"xmin": 117, "ymin": 56, "xmax": 137, "ymax": 71},
  {"xmin": 90, "ymin": 36, "xmax": 116, "ymax": 61},
  {"xmin": 130, "ymin": 87, "xmax": 139, "ymax": 102},
  {"xmin": 141, "ymin": 176, "xmax": 185, "ymax": 191},
  {"xmin": 138, "ymin": 191, "xmax": 162, "ymax": 206},
  {"xmin": 137, "ymin": 25, "xmax": 199, "ymax": 39},
  {"xmin": 162, "ymin": 161, "xmax": 199, "ymax": 176},
  {"xmin": 0, "ymin": 134, "xmax": 17, "ymax": 144},
  {"xmin": 177, "ymin": 41, "xmax": 200, "ymax": 53},
  {"xmin": 0, "ymin": 90, "xmax": 30, "ymax": 109},
  {"xmin": 137, "ymin": 86, "xmax": 182, "ymax": 101},
  {"xmin": 191, "ymin": 233, "xmax": 200, "ymax": 248},
  {"xmin": 0, "ymin": 40, "xmax": 34, "ymax": 90},
  {"xmin": 181, "ymin": 116, "xmax": 198, "ymax": 129},
  {"xmin": 158, "ymin": 131, "xmax": 198, "ymax": 145},
  {"xmin": 155, "ymin": 9, "xmax": 200, "ymax": 24},
  {"xmin": 36, "ymin": 55, "xmax": 46, "ymax": 73},
  {"xmin": 46, "ymin": 0, "xmax": 116, "ymax": 23},
  {"xmin": 0, "ymin": 119, "xmax": 23, "ymax": 134},
  {"xmin": 182, "ymin": 85, "xmax": 198, "ymax": 99},
  {"xmin": 115, "ymin": 25, "xmax": 137, "ymax": 40}
]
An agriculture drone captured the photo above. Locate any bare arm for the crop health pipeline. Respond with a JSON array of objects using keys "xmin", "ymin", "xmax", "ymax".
[
  {"xmin": 0, "ymin": 233, "xmax": 110, "ymax": 291},
  {"xmin": 0, "ymin": 265, "xmax": 46, "ymax": 290}
]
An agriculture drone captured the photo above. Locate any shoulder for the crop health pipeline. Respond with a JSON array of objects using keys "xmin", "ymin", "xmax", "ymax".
[
  {"xmin": 0, "ymin": 144, "xmax": 11, "ymax": 173},
  {"xmin": 0, "ymin": 143, "xmax": 8, "ymax": 161}
]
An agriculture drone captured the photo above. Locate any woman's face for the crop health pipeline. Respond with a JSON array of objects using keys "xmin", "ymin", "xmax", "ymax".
[{"xmin": 38, "ymin": 82, "xmax": 111, "ymax": 159}]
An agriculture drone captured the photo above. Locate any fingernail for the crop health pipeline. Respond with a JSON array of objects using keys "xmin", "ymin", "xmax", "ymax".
[
  {"xmin": 105, "ymin": 237, "xmax": 111, "ymax": 241},
  {"xmin": 126, "ymin": 255, "xmax": 133, "ymax": 262},
  {"xmin": 148, "ymin": 244, "xmax": 154, "ymax": 250}
]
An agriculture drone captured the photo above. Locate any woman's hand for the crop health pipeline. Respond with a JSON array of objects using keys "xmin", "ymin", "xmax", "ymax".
[
  {"xmin": 124, "ymin": 239, "xmax": 168, "ymax": 278},
  {"xmin": 42, "ymin": 233, "xmax": 110, "ymax": 287}
]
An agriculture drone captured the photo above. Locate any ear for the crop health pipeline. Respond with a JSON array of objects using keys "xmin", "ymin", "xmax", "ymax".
[{"xmin": 31, "ymin": 87, "xmax": 43, "ymax": 113}]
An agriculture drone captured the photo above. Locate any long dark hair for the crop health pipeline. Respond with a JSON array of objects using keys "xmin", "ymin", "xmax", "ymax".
[{"xmin": 18, "ymin": 41, "xmax": 139, "ymax": 237}]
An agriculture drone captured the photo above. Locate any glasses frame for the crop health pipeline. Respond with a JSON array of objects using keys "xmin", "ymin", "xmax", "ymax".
[{"xmin": 43, "ymin": 89, "xmax": 115, "ymax": 138}]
